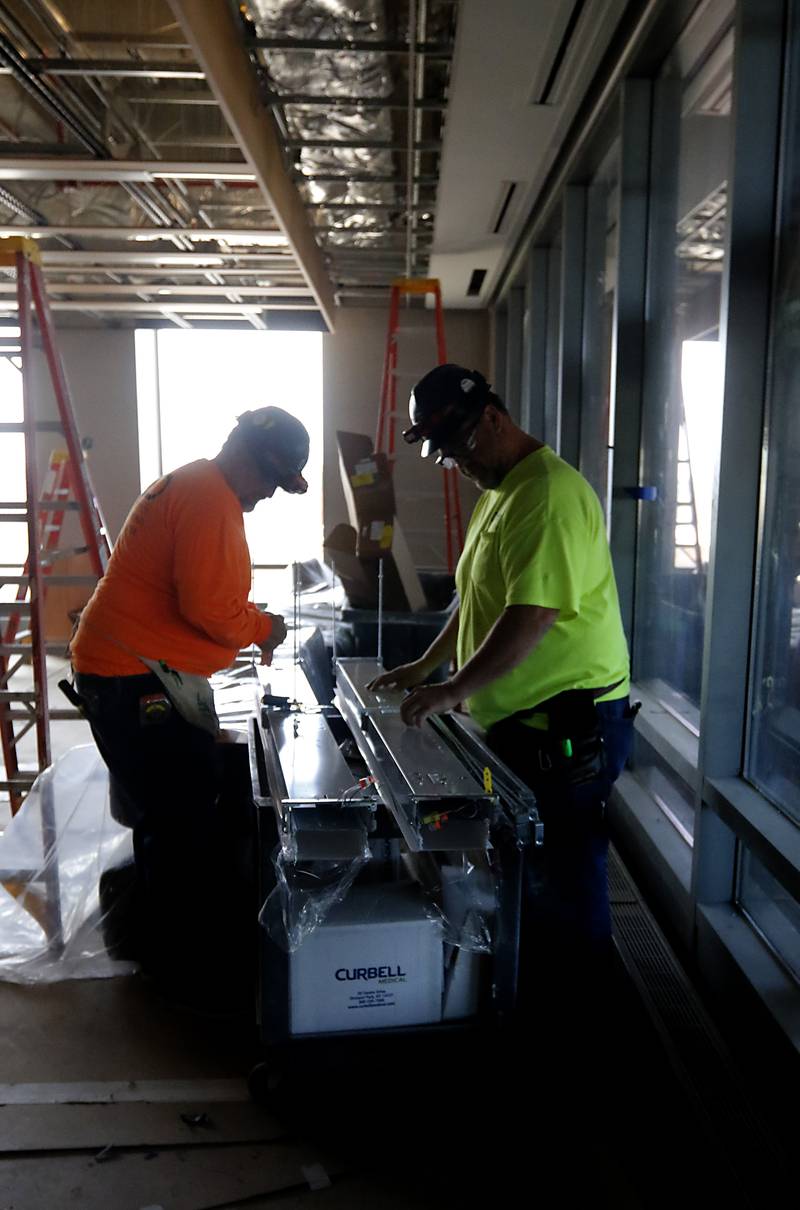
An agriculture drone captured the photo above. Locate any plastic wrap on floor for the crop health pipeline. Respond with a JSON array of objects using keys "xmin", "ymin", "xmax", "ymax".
[{"xmin": 0, "ymin": 745, "xmax": 137, "ymax": 984}]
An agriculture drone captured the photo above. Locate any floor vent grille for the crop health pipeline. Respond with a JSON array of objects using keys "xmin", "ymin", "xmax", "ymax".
[{"xmin": 609, "ymin": 846, "xmax": 787, "ymax": 1207}]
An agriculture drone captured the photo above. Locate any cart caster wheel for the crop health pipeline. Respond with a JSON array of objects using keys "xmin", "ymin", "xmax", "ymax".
[{"xmin": 248, "ymin": 1060, "xmax": 284, "ymax": 1107}]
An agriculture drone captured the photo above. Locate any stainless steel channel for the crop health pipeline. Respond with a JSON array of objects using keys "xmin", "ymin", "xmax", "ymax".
[
  {"xmin": 268, "ymin": 711, "xmax": 355, "ymax": 804},
  {"xmin": 254, "ymin": 708, "xmax": 376, "ymax": 860},
  {"xmin": 334, "ymin": 658, "xmax": 494, "ymax": 852},
  {"xmin": 334, "ymin": 659, "xmax": 488, "ymax": 800}
]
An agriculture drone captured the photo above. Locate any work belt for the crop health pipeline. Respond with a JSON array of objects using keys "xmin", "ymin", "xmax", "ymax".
[
  {"xmin": 506, "ymin": 679, "xmax": 624, "ymax": 731},
  {"xmin": 489, "ymin": 680, "xmax": 626, "ymax": 787}
]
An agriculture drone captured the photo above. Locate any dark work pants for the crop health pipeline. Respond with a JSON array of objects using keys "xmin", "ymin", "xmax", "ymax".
[
  {"xmin": 487, "ymin": 698, "xmax": 635, "ymax": 1032},
  {"xmin": 76, "ymin": 671, "xmax": 255, "ymax": 1002}
]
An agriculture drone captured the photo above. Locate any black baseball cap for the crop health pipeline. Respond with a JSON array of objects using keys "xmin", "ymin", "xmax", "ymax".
[
  {"xmin": 236, "ymin": 407, "xmax": 310, "ymax": 493},
  {"xmin": 403, "ymin": 364, "xmax": 492, "ymax": 460}
]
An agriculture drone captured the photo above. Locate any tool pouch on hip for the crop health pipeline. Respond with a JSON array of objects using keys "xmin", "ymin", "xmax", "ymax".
[{"xmin": 500, "ymin": 684, "xmax": 622, "ymax": 789}]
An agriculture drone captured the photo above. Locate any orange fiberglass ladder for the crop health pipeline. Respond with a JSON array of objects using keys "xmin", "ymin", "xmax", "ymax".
[
  {"xmin": 0, "ymin": 236, "xmax": 111, "ymax": 816},
  {"xmin": 375, "ymin": 277, "xmax": 464, "ymax": 574}
]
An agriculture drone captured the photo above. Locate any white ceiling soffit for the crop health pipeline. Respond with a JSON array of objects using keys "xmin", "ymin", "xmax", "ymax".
[{"xmin": 430, "ymin": 0, "xmax": 629, "ymax": 307}]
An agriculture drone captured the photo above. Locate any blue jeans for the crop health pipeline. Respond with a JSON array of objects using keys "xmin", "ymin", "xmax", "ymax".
[{"xmin": 487, "ymin": 698, "xmax": 635, "ymax": 1012}]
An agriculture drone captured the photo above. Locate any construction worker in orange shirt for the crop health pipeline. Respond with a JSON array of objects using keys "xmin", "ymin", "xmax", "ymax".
[{"xmin": 69, "ymin": 407, "xmax": 310, "ymax": 1011}]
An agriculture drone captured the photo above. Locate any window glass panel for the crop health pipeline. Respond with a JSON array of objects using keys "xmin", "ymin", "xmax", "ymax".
[
  {"xmin": 580, "ymin": 142, "xmax": 619, "ymax": 524},
  {"xmin": 636, "ymin": 31, "xmax": 733, "ymax": 734},
  {"xmin": 738, "ymin": 850, "xmax": 800, "ymax": 984},
  {"xmin": 629, "ymin": 732, "xmax": 696, "ymax": 846},
  {"xmin": 748, "ymin": 0, "xmax": 800, "ymax": 825},
  {"xmin": 545, "ymin": 231, "xmax": 562, "ymax": 453}
]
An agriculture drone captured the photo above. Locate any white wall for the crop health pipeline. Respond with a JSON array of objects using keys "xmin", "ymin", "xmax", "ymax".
[
  {"xmin": 322, "ymin": 307, "xmax": 490, "ymax": 568},
  {"xmin": 31, "ymin": 328, "xmax": 140, "ymax": 543}
]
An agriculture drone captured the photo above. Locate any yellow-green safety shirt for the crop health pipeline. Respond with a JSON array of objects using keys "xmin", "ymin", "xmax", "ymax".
[{"xmin": 455, "ymin": 445, "xmax": 630, "ymax": 731}]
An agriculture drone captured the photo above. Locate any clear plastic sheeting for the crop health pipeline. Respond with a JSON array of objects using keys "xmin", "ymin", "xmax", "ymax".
[
  {"xmin": 403, "ymin": 849, "xmax": 496, "ymax": 955},
  {"xmin": 440, "ymin": 852, "xmax": 496, "ymax": 955},
  {"xmin": 0, "ymin": 745, "xmax": 136, "ymax": 984},
  {"xmin": 262, "ymin": 841, "xmax": 497, "ymax": 958},
  {"xmin": 259, "ymin": 845, "xmax": 370, "ymax": 952}
]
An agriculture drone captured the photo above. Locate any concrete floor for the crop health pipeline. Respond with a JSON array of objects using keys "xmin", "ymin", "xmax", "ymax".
[
  {"xmin": 0, "ymin": 848, "xmax": 774, "ymax": 1209},
  {"xmin": 0, "ymin": 662, "xmax": 775, "ymax": 1209},
  {"xmin": 0, "ymin": 973, "xmax": 422, "ymax": 1209},
  {"xmin": 0, "ymin": 970, "xmax": 650, "ymax": 1210}
]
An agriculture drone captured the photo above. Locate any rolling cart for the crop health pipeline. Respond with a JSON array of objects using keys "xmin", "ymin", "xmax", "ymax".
[{"xmin": 246, "ymin": 658, "xmax": 542, "ymax": 1102}]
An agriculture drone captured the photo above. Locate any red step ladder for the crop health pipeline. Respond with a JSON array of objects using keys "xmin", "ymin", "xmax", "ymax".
[
  {"xmin": 0, "ymin": 237, "xmax": 111, "ymax": 816},
  {"xmin": 375, "ymin": 277, "xmax": 464, "ymax": 573}
]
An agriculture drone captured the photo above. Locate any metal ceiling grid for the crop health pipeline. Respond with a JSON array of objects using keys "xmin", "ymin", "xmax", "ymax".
[
  {"xmin": 0, "ymin": 0, "xmax": 459, "ymax": 326},
  {"xmin": 243, "ymin": 0, "xmax": 457, "ymax": 306}
]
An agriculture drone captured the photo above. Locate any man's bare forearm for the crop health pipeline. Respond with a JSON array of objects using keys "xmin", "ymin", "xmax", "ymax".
[
  {"xmin": 450, "ymin": 604, "xmax": 557, "ymax": 701},
  {"xmin": 416, "ymin": 607, "xmax": 460, "ymax": 677}
]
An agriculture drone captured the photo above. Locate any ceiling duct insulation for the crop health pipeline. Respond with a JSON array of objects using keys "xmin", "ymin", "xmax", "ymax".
[
  {"xmin": 0, "ymin": 0, "xmax": 316, "ymax": 325},
  {"xmin": 0, "ymin": 0, "xmax": 455, "ymax": 318},
  {"xmin": 0, "ymin": 0, "xmax": 257, "ymax": 234},
  {"xmin": 247, "ymin": 0, "xmax": 457, "ymax": 291}
]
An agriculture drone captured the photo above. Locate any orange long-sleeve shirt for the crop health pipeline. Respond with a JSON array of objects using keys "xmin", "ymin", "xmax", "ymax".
[{"xmin": 71, "ymin": 460, "xmax": 272, "ymax": 677}]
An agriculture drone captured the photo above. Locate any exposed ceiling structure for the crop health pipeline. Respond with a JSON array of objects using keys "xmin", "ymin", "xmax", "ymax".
[
  {"xmin": 0, "ymin": 0, "xmax": 458, "ymax": 329},
  {"xmin": 0, "ymin": 0, "xmax": 633, "ymax": 328}
]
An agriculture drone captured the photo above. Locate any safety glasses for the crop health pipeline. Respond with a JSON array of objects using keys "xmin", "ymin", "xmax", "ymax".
[{"xmin": 434, "ymin": 408, "xmax": 486, "ymax": 468}]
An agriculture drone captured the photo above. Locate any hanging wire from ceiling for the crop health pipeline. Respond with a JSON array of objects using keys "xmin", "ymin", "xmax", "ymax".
[{"xmin": 405, "ymin": 0, "xmax": 417, "ymax": 280}]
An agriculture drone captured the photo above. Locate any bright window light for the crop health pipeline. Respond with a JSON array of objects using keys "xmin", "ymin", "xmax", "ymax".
[
  {"xmin": 680, "ymin": 339, "xmax": 724, "ymax": 565},
  {"xmin": 135, "ymin": 328, "xmax": 324, "ymax": 572}
]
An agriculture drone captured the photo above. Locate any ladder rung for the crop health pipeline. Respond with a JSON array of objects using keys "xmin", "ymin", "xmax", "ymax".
[
  {"xmin": 0, "ymin": 574, "xmax": 96, "ymax": 586},
  {"xmin": 42, "ymin": 546, "xmax": 90, "ymax": 565},
  {"xmin": 0, "ymin": 642, "xmax": 68, "ymax": 655},
  {"xmin": 2, "ymin": 708, "xmax": 81, "ymax": 720},
  {"xmin": 0, "ymin": 690, "xmax": 37, "ymax": 702},
  {"xmin": 390, "ymin": 370, "xmax": 420, "ymax": 378},
  {"xmin": 0, "ymin": 602, "xmax": 30, "ymax": 616},
  {"xmin": 0, "ymin": 500, "xmax": 81, "ymax": 512},
  {"xmin": 48, "ymin": 574, "xmax": 97, "ymax": 585},
  {"xmin": 0, "ymin": 774, "xmax": 37, "ymax": 791},
  {"xmin": 0, "ymin": 421, "xmax": 64, "ymax": 433}
]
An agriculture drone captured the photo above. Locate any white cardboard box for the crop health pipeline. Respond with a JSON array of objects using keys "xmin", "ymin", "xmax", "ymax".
[
  {"xmin": 289, "ymin": 883, "xmax": 443, "ymax": 1035},
  {"xmin": 440, "ymin": 863, "xmax": 495, "ymax": 1020},
  {"xmin": 442, "ymin": 945, "xmax": 484, "ymax": 1020}
]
